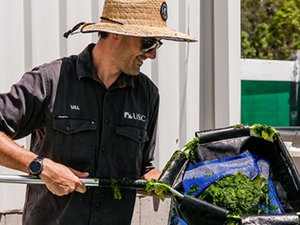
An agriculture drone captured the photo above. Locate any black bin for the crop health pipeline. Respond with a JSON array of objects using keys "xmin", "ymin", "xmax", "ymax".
[{"xmin": 160, "ymin": 125, "xmax": 300, "ymax": 225}]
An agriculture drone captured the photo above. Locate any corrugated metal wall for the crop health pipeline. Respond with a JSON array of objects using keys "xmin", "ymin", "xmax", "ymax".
[{"xmin": 0, "ymin": 0, "xmax": 200, "ymax": 211}]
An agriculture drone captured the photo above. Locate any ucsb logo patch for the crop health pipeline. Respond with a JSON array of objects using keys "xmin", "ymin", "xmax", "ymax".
[{"xmin": 124, "ymin": 112, "xmax": 146, "ymax": 122}]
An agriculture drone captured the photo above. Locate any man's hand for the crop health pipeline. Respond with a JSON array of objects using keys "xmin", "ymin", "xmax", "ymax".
[
  {"xmin": 142, "ymin": 168, "xmax": 161, "ymax": 180},
  {"xmin": 39, "ymin": 158, "xmax": 89, "ymax": 196},
  {"xmin": 138, "ymin": 168, "xmax": 161, "ymax": 196},
  {"xmin": 140, "ymin": 169, "xmax": 162, "ymax": 211}
]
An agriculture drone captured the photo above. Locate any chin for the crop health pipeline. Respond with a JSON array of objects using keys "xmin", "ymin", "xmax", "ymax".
[
  {"xmin": 128, "ymin": 73, "xmax": 139, "ymax": 76},
  {"xmin": 124, "ymin": 69, "xmax": 140, "ymax": 76}
]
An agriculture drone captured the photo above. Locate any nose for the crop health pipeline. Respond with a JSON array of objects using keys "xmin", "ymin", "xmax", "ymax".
[{"xmin": 144, "ymin": 49, "xmax": 157, "ymax": 59}]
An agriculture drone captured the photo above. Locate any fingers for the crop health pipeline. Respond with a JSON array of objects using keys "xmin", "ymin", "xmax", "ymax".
[
  {"xmin": 69, "ymin": 167, "xmax": 89, "ymax": 193},
  {"xmin": 48, "ymin": 184, "xmax": 74, "ymax": 196},
  {"xmin": 41, "ymin": 158, "xmax": 88, "ymax": 196},
  {"xmin": 45, "ymin": 174, "xmax": 86, "ymax": 196},
  {"xmin": 70, "ymin": 167, "xmax": 89, "ymax": 178},
  {"xmin": 142, "ymin": 168, "xmax": 161, "ymax": 180},
  {"xmin": 75, "ymin": 182, "xmax": 86, "ymax": 193}
]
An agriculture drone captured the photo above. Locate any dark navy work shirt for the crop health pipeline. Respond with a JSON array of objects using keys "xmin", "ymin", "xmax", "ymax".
[{"xmin": 0, "ymin": 44, "xmax": 159, "ymax": 225}]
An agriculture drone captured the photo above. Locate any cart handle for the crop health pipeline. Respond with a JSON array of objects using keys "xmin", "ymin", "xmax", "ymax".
[{"xmin": 195, "ymin": 125, "xmax": 250, "ymax": 144}]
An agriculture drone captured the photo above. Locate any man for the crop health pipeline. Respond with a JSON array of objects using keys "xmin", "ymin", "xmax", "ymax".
[{"xmin": 0, "ymin": 0, "xmax": 196, "ymax": 224}]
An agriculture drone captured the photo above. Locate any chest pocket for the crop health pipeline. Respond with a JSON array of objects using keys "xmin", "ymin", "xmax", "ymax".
[
  {"xmin": 113, "ymin": 126, "xmax": 149, "ymax": 177},
  {"xmin": 52, "ymin": 117, "xmax": 97, "ymax": 171},
  {"xmin": 115, "ymin": 126, "xmax": 149, "ymax": 143}
]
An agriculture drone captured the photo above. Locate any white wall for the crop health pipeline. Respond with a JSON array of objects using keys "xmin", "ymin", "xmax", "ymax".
[
  {"xmin": 0, "ymin": 0, "xmax": 27, "ymax": 212},
  {"xmin": 0, "ymin": 0, "xmax": 201, "ymax": 211},
  {"xmin": 199, "ymin": 0, "xmax": 241, "ymax": 129}
]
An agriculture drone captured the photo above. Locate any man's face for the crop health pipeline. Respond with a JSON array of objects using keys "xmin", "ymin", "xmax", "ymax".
[{"xmin": 116, "ymin": 36, "xmax": 162, "ymax": 75}]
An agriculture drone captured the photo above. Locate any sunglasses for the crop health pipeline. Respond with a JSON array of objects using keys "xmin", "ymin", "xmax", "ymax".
[{"xmin": 141, "ymin": 38, "xmax": 163, "ymax": 53}]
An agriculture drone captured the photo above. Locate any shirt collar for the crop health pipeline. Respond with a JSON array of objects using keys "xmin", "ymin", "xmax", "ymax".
[{"xmin": 76, "ymin": 43, "xmax": 135, "ymax": 88}]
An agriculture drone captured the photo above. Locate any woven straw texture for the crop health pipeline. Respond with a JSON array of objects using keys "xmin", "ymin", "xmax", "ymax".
[{"xmin": 82, "ymin": 0, "xmax": 197, "ymax": 42}]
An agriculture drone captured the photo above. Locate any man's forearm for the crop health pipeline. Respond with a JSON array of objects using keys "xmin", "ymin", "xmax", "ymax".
[
  {"xmin": 0, "ymin": 131, "xmax": 36, "ymax": 173},
  {"xmin": 0, "ymin": 131, "xmax": 88, "ymax": 196}
]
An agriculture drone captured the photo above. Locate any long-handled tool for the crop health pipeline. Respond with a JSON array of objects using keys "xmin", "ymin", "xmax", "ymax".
[
  {"xmin": 0, "ymin": 174, "xmax": 99, "ymax": 186},
  {"xmin": 4, "ymin": 175, "xmax": 299, "ymax": 225},
  {"xmin": 0, "ymin": 174, "xmax": 229, "ymax": 225}
]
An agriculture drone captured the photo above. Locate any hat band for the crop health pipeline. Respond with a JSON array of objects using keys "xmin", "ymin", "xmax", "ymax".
[
  {"xmin": 63, "ymin": 22, "xmax": 95, "ymax": 38},
  {"xmin": 63, "ymin": 17, "xmax": 124, "ymax": 39},
  {"xmin": 100, "ymin": 17, "xmax": 124, "ymax": 25}
]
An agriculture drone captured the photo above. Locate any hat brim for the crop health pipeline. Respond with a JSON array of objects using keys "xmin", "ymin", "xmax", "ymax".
[{"xmin": 81, "ymin": 22, "xmax": 197, "ymax": 42}]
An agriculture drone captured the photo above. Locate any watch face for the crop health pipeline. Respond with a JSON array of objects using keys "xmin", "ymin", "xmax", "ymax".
[{"xmin": 29, "ymin": 160, "xmax": 42, "ymax": 174}]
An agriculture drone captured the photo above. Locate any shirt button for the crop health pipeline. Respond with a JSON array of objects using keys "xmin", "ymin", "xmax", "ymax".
[
  {"xmin": 105, "ymin": 119, "xmax": 109, "ymax": 124},
  {"xmin": 95, "ymin": 202, "xmax": 101, "ymax": 209},
  {"xmin": 101, "ymin": 146, "xmax": 106, "ymax": 152},
  {"xmin": 65, "ymin": 126, "xmax": 71, "ymax": 131}
]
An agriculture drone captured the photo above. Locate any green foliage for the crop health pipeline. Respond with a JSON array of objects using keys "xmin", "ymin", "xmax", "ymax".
[
  {"xmin": 241, "ymin": 0, "xmax": 300, "ymax": 60},
  {"xmin": 162, "ymin": 137, "xmax": 200, "ymax": 174},
  {"xmin": 188, "ymin": 184, "xmax": 200, "ymax": 195},
  {"xmin": 250, "ymin": 124, "xmax": 279, "ymax": 141},
  {"xmin": 199, "ymin": 172, "xmax": 268, "ymax": 216},
  {"xmin": 111, "ymin": 179, "xmax": 122, "ymax": 200},
  {"xmin": 182, "ymin": 137, "xmax": 200, "ymax": 159},
  {"xmin": 199, "ymin": 172, "xmax": 270, "ymax": 225},
  {"xmin": 145, "ymin": 179, "xmax": 172, "ymax": 201}
]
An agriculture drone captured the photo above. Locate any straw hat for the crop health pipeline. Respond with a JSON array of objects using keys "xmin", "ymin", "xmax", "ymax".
[{"xmin": 64, "ymin": 0, "xmax": 197, "ymax": 42}]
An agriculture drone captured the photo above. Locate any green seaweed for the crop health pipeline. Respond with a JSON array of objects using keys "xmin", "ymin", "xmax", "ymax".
[
  {"xmin": 199, "ymin": 171, "xmax": 274, "ymax": 225},
  {"xmin": 111, "ymin": 179, "xmax": 122, "ymax": 200},
  {"xmin": 250, "ymin": 124, "xmax": 279, "ymax": 141},
  {"xmin": 145, "ymin": 179, "xmax": 172, "ymax": 201}
]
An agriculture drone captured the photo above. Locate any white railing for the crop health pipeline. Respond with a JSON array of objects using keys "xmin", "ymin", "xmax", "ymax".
[{"xmin": 241, "ymin": 58, "xmax": 299, "ymax": 81}]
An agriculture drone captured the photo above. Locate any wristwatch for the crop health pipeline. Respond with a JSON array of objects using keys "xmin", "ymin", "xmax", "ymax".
[{"xmin": 28, "ymin": 157, "xmax": 44, "ymax": 177}]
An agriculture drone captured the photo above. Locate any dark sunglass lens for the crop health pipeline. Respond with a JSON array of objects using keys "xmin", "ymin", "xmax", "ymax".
[
  {"xmin": 143, "ymin": 39, "xmax": 156, "ymax": 50},
  {"xmin": 141, "ymin": 38, "xmax": 163, "ymax": 53}
]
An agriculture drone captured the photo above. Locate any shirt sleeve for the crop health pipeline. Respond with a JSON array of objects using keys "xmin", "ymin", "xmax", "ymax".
[
  {"xmin": 0, "ymin": 68, "xmax": 48, "ymax": 139},
  {"xmin": 141, "ymin": 89, "xmax": 160, "ymax": 175}
]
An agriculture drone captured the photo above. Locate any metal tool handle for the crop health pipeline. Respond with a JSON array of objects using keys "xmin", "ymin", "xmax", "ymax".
[
  {"xmin": 0, "ymin": 174, "xmax": 99, "ymax": 187},
  {"xmin": 0, "ymin": 175, "xmax": 180, "ymax": 197},
  {"xmin": 0, "ymin": 175, "xmax": 148, "ymax": 189}
]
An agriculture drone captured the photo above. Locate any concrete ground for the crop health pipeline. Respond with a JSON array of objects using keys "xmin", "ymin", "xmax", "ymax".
[
  {"xmin": 0, "ymin": 196, "xmax": 171, "ymax": 225},
  {"xmin": 132, "ymin": 196, "xmax": 171, "ymax": 225}
]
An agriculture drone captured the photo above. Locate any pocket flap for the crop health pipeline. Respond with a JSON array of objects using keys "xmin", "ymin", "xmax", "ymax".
[
  {"xmin": 115, "ymin": 126, "xmax": 149, "ymax": 143},
  {"xmin": 53, "ymin": 118, "xmax": 97, "ymax": 134}
]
